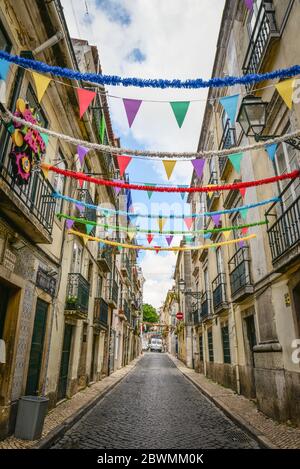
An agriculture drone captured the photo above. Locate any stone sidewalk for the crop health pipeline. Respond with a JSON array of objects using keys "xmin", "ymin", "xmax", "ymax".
[
  {"xmin": 0, "ymin": 357, "xmax": 140, "ymax": 449},
  {"xmin": 169, "ymin": 354, "xmax": 300, "ymax": 449}
]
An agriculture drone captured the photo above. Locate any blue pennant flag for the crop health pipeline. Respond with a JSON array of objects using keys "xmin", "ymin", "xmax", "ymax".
[
  {"xmin": 265, "ymin": 143, "xmax": 277, "ymax": 162},
  {"xmin": 203, "ymin": 232, "xmax": 212, "ymax": 239},
  {"xmin": 219, "ymin": 94, "xmax": 239, "ymax": 124},
  {"xmin": 0, "ymin": 60, "xmax": 10, "ymax": 80},
  {"xmin": 129, "ymin": 214, "xmax": 138, "ymax": 225}
]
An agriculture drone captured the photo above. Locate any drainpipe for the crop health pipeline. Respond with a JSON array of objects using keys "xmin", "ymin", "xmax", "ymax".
[
  {"xmin": 230, "ymin": 302, "xmax": 241, "ymax": 395},
  {"xmin": 202, "ymin": 323, "xmax": 207, "ymax": 377}
]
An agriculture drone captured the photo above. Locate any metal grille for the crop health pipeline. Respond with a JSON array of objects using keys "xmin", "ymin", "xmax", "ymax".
[
  {"xmin": 66, "ymin": 273, "xmax": 90, "ymax": 312},
  {"xmin": 94, "ymin": 297, "xmax": 109, "ymax": 325},
  {"xmin": 229, "ymin": 247, "xmax": 252, "ymax": 296},
  {"xmin": 212, "ymin": 273, "xmax": 227, "ymax": 309}
]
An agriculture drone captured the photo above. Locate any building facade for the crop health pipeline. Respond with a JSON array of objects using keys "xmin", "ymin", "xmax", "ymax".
[
  {"xmin": 0, "ymin": 0, "xmax": 142, "ymax": 440},
  {"xmin": 167, "ymin": 0, "xmax": 300, "ymax": 425}
]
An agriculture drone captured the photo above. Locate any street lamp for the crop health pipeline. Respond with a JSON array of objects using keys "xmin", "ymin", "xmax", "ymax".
[{"xmin": 236, "ymin": 95, "xmax": 300, "ymax": 150}]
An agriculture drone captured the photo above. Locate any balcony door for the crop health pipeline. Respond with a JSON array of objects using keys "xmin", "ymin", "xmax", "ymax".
[
  {"xmin": 71, "ymin": 241, "xmax": 83, "ymax": 274},
  {"xmin": 57, "ymin": 324, "xmax": 73, "ymax": 401},
  {"xmin": 216, "ymin": 247, "xmax": 223, "ymax": 274},
  {"xmin": 247, "ymin": 0, "xmax": 263, "ymax": 40}
]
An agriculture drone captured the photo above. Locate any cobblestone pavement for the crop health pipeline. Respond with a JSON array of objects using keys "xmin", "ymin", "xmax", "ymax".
[{"xmin": 52, "ymin": 353, "xmax": 259, "ymax": 449}]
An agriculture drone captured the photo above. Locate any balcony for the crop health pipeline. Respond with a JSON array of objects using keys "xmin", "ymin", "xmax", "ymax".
[
  {"xmin": 76, "ymin": 189, "xmax": 96, "ymax": 237},
  {"xmin": 0, "ymin": 151, "xmax": 55, "ymax": 243},
  {"xmin": 121, "ymin": 254, "xmax": 131, "ymax": 280},
  {"xmin": 106, "ymin": 278, "xmax": 119, "ymax": 308},
  {"xmin": 65, "ymin": 273, "xmax": 90, "ymax": 320},
  {"xmin": 242, "ymin": 1, "xmax": 279, "ymax": 80},
  {"xmin": 206, "ymin": 172, "xmax": 220, "ymax": 210},
  {"xmin": 192, "ymin": 305, "xmax": 200, "ymax": 325},
  {"xmin": 212, "ymin": 273, "xmax": 228, "ymax": 313},
  {"xmin": 94, "ymin": 297, "xmax": 109, "ymax": 328},
  {"xmin": 123, "ymin": 300, "xmax": 131, "ymax": 322},
  {"xmin": 218, "ymin": 119, "xmax": 237, "ymax": 178},
  {"xmin": 36, "ymin": 267, "xmax": 57, "ymax": 298},
  {"xmin": 200, "ymin": 291, "xmax": 211, "ymax": 321},
  {"xmin": 266, "ymin": 192, "xmax": 300, "ymax": 272},
  {"xmin": 229, "ymin": 247, "xmax": 253, "ymax": 302},
  {"xmin": 97, "ymin": 245, "xmax": 113, "ymax": 272}
]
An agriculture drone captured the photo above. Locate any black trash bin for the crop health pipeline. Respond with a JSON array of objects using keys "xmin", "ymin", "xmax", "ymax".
[{"xmin": 14, "ymin": 396, "xmax": 49, "ymax": 440}]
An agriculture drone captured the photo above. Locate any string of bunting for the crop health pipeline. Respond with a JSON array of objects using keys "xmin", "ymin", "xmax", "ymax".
[
  {"xmin": 53, "ymin": 192, "xmax": 279, "ymax": 219},
  {"xmin": 67, "ymin": 228, "xmax": 256, "ymax": 252},
  {"xmin": 0, "ymin": 50, "xmax": 299, "ymax": 89},
  {"xmin": 43, "ymin": 164, "xmax": 299, "ymax": 193},
  {"xmin": 4, "ymin": 109, "xmax": 300, "ymax": 160}
]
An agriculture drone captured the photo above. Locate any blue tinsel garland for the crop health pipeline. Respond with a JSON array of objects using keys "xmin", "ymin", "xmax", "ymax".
[{"xmin": 0, "ymin": 50, "xmax": 299, "ymax": 89}]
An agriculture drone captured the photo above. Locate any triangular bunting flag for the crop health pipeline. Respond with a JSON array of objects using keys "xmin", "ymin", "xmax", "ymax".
[
  {"xmin": 240, "ymin": 208, "xmax": 248, "ymax": 220},
  {"xmin": 165, "ymin": 235, "xmax": 173, "ymax": 246},
  {"xmin": 129, "ymin": 214, "xmax": 138, "ymax": 225},
  {"xmin": 220, "ymin": 94, "xmax": 239, "ymax": 124},
  {"xmin": 145, "ymin": 183, "xmax": 156, "ymax": 199},
  {"xmin": 211, "ymin": 214, "xmax": 221, "ymax": 226},
  {"xmin": 245, "ymin": 0, "xmax": 254, "ymax": 9},
  {"xmin": 117, "ymin": 246, "xmax": 123, "ymax": 252},
  {"xmin": 203, "ymin": 233, "xmax": 212, "ymax": 239},
  {"xmin": 40, "ymin": 132, "xmax": 49, "ymax": 146},
  {"xmin": 162, "ymin": 160, "xmax": 176, "ymax": 180},
  {"xmin": 154, "ymin": 246, "xmax": 161, "ymax": 254},
  {"xmin": 192, "ymin": 159, "xmax": 205, "ymax": 179},
  {"xmin": 239, "ymin": 187, "xmax": 246, "ymax": 199},
  {"xmin": 32, "ymin": 72, "xmax": 51, "ymax": 103},
  {"xmin": 66, "ymin": 219, "xmax": 75, "ymax": 230},
  {"xmin": 75, "ymin": 203, "xmax": 85, "ymax": 214},
  {"xmin": 178, "ymin": 185, "xmax": 188, "ymax": 200},
  {"xmin": 41, "ymin": 165, "xmax": 49, "ymax": 179},
  {"xmin": 78, "ymin": 179, "xmax": 84, "ymax": 189},
  {"xmin": 238, "ymin": 240, "xmax": 245, "ymax": 249},
  {"xmin": 82, "ymin": 236, "xmax": 89, "ymax": 246},
  {"xmin": 207, "ymin": 185, "xmax": 216, "ymax": 197},
  {"xmin": 128, "ymin": 230, "xmax": 136, "ymax": 241},
  {"xmin": 123, "ymin": 98, "xmax": 142, "ymax": 127},
  {"xmin": 0, "ymin": 59, "xmax": 10, "ymax": 80},
  {"xmin": 228, "ymin": 152, "xmax": 243, "ymax": 173},
  {"xmin": 265, "ymin": 143, "xmax": 277, "ymax": 162},
  {"xmin": 99, "ymin": 113, "xmax": 106, "ymax": 143},
  {"xmin": 275, "ymin": 78, "xmax": 295, "ymax": 109},
  {"xmin": 77, "ymin": 88, "xmax": 96, "ymax": 118},
  {"xmin": 184, "ymin": 218, "xmax": 193, "ymax": 230},
  {"xmin": 147, "ymin": 234, "xmax": 154, "ymax": 245},
  {"xmin": 113, "ymin": 180, "xmax": 122, "ymax": 195},
  {"xmin": 241, "ymin": 227, "xmax": 249, "ymax": 235},
  {"xmin": 77, "ymin": 145, "xmax": 89, "ymax": 166},
  {"xmin": 158, "ymin": 218, "xmax": 166, "ymax": 232},
  {"xmin": 185, "ymin": 235, "xmax": 193, "ymax": 244},
  {"xmin": 170, "ymin": 101, "xmax": 190, "ymax": 128},
  {"xmin": 223, "ymin": 230, "xmax": 232, "ymax": 240},
  {"xmin": 86, "ymin": 224, "xmax": 94, "ymax": 235},
  {"xmin": 117, "ymin": 155, "xmax": 132, "ymax": 177}
]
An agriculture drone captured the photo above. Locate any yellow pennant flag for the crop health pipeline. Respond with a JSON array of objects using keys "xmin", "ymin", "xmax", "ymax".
[
  {"xmin": 128, "ymin": 230, "xmax": 136, "ymax": 241},
  {"xmin": 222, "ymin": 230, "xmax": 232, "ymax": 240},
  {"xmin": 162, "ymin": 160, "xmax": 176, "ymax": 180},
  {"xmin": 158, "ymin": 218, "xmax": 166, "ymax": 232},
  {"xmin": 207, "ymin": 185, "xmax": 217, "ymax": 197},
  {"xmin": 32, "ymin": 71, "xmax": 52, "ymax": 103},
  {"xmin": 275, "ymin": 78, "xmax": 295, "ymax": 109},
  {"xmin": 41, "ymin": 165, "xmax": 49, "ymax": 180},
  {"xmin": 82, "ymin": 236, "xmax": 89, "ymax": 246}
]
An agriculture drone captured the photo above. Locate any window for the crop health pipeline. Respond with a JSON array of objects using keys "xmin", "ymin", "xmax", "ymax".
[
  {"xmin": 199, "ymin": 335, "xmax": 204, "ymax": 362},
  {"xmin": 26, "ymin": 84, "xmax": 48, "ymax": 128},
  {"xmin": 216, "ymin": 247, "xmax": 223, "ymax": 274},
  {"xmin": 71, "ymin": 242, "xmax": 82, "ymax": 273},
  {"xmin": 274, "ymin": 135, "xmax": 300, "ymax": 205},
  {"xmin": 52, "ymin": 151, "xmax": 66, "ymax": 212},
  {"xmin": 221, "ymin": 325, "xmax": 231, "ymax": 364},
  {"xmin": 204, "ymin": 268, "xmax": 209, "ymax": 292},
  {"xmin": 0, "ymin": 19, "xmax": 11, "ymax": 52},
  {"xmin": 247, "ymin": 0, "xmax": 263, "ymax": 39},
  {"xmin": 207, "ymin": 330, "xmax": 214, "ymax": 362}
]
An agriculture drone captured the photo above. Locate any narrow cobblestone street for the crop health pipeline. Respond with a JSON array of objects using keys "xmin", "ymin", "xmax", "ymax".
[{"xmin": 52, "ymin": 354, "xmax": 259, "ymax": 449}]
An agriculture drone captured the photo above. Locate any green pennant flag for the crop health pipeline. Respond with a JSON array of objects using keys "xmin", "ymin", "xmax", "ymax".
[
  {"xmin": 170, "ymin": 101, "xmax": 190, "ymax": 128},
  {"xmin": 145, "ymin": 183, "xmax": 156, "ymax": 199},
  {"xmin": 99, "ymin": 113, "xmax": 106, "ymax": 143},
  {"xmin": 86, "ymin": 224, "xmax": 94, "ymax": 235},
  {"xmin": 228, "ymin": 152, "xmax": 244, "ymax": 174},
  {"xmin": 41, "ymin": 132, "xmax": 49, "ymax": 146},
  {"xmin": 117, "ymin": 246, "xmax": 123, "ymax": 251},
  {"xmin": 240, "ymin": 208, "xmax": 248, "ymax": 220}
]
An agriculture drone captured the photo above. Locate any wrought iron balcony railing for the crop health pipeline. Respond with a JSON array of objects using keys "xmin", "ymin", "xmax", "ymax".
[
  {"xmin": 266, "ymin": 187, "xmax": 300, "ymax": 270},
  {"xmin": 242, "ymin": 1, "xmax": 279, "ymax": 79},
  {"xmin": 94, "ymin": 297, "xmax": 109, "ymax": 326},
  {"xmin": 218, "ymin": 118, "xmax": 237, "ymax": 176},
  {"xmin": 229, "ymin": 247, "xmax": 253, "ymax": 300},
  {"xmin": 121, "ymin": 254, "xmax": 131, "ymax": 279},
  {"xmin": 97, "ymin": 245, "xmax": 113, "ymax": 272},
  {"xmin": 192, "ymin": 306, "xmax": 201, "ymax": 325},
  {"xmin": 106, "ymin": 278, "xmax": 119, "ymax": 307},
  {"xmin": 212, "ymin": 273, "xmax": 228, "ymax": 312},
  {"xmin": 200, "ymin": 291, "xmax": 211, "ymax": 320},
  {"xmin": 65, "ymin": 273, "xmax": 90, "ymax": 313},
  {"xmin": 123, "ymin": 300, "xmax": 131, "ymax": 322},
  {"xmin": 206, "ymin": 171, "xmax": 220, "ymax": 210},
  {"xmin": 36, "ymin": 267, "xmax": 57, "ymax": 298},
  {"xmin": 76, "ymin": 188, "xmax": 96, "ymax": 236}
]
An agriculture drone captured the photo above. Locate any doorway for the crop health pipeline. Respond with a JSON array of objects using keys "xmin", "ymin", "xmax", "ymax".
[
  {"xmin": 57, "ymin": 324, "xmax": 73, "ymax": 401},
  {"xmin": 25, "ymin": 299, "xmax": 48, "ymax": 395}
]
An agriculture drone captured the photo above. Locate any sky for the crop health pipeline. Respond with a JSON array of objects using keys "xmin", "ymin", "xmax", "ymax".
[{"xmin": 61, "ymin": 0, "xmax": 225, "ymax": 308}]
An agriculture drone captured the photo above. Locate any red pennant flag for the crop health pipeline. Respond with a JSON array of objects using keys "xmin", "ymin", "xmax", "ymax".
[
  {"xmin": 77, "ymin": 88, "xmax": 96, "ymax": 118},
  {"xmin": 147, "ymin": 234, "xmax": 154, "ymax": 244},
  {"xmin": 154, "ymin": 246, "xmax": 160, "ymax": 254},
  {"xmin": 117, "ymin": 155, "xmax": 132, "ymax": 177},
  {"xmin": 239, "ymin": 187, "xmax": 246, "ymax": 199},
  {"xmin": 241, "ymin": 227, "xmax": 249, "ymax": 235},
  {"xmin": 78, "ymin": 178, "xmax": 84, "ymax": 188},
  {"xmin": 184, "ymin": 217, "xmax": 193, "ymax": 230}
]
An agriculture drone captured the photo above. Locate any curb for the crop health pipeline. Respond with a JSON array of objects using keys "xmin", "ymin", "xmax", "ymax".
[
  {"xmin": 168, "ymin": 354, "xmax": 277, "ymax": 449},
  {"xmin": 34, "ymin": 358, "xmax": 141, "ymax": 449}
]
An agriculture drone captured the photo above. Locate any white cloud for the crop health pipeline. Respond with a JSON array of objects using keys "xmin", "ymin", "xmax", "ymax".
[{"xmin": 62, "ymin": 0, "xmax": 225, "ymax": 307}]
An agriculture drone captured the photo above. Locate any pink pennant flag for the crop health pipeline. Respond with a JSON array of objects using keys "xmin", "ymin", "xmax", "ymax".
[
  {"xmin": 245, "ymin": 0, "xmax": 254, "ymax": 10},
  {"xmin": 123, "ymin": 98, "xmax": 142, "ymax": 127},
  {"xmin": 147, "ymin": 234, "xmax": 154, "ymax": 244},
  {"xmin": 113, "ymin": 180, "xmax": 122, "ymax": 195},
  {"xmin": 165, "ymin": 235, "xmax": 173, "ymax": 246},
  {"xmin": 211, "ymin": 214, "xmax": 221, "ymax": 226},
  {"xmin": 117, "ymin": 155, "xmax": 132, "ymax": 177},
  {"xmin": 241, "ymin": 227, "xmax": 249, "ymax": 235},
  {"xmin": 77, "ymin": 88, "xmax": 96, "ymax": 118},
  {"xmin": 239, "ymin": 187, "xmax": 246, "ymax": 199},
  {"xmin": 66, "ymin": 219, "xmax": 75, "ymax": 230},
  {"xmin": 77, "ymin": 145, "xmax": 89, "ymax": 166},
  {"xmin": 76, "ymin": 203, "xmax": 85, "ymax": 213},
  {"xmin": 192, "ymin": 159, "xmax": 205, "ymax": 179},
  {"xmin": 184, "ymin": 218, "xmax": 193, "ymax": 230}
]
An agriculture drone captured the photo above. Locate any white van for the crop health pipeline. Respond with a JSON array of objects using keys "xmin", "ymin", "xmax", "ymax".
[{"xmin": 150, "ymin": 337, "xmax": 163, "ymax": 352}]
